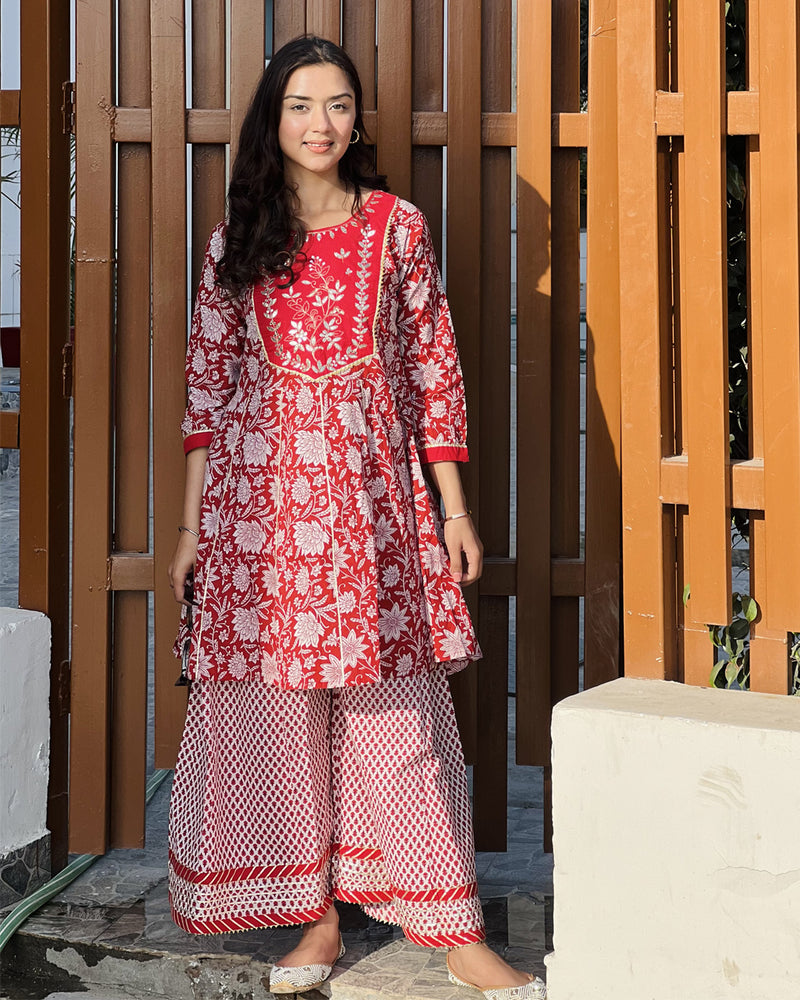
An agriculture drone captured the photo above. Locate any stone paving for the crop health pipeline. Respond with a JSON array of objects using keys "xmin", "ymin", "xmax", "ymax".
[{"xmin": 0, "ymin": 702, "xmax": 552, "ymax": 1000}]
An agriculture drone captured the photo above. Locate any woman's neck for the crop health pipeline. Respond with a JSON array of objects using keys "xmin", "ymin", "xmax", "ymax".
[{"xmin": 286, "ymin": 168, "xmax": 351, "ymax": 222}]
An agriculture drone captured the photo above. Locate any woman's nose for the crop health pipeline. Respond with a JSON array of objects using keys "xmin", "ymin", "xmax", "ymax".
[{"xmin": 310, "ymin": 106, "xmax": 332, "ymax": 132}]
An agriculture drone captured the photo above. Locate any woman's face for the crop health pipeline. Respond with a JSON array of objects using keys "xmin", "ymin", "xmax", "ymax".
[{"xmin": 278, "ymin": 62, "xmax": 357, "ymax": 184}]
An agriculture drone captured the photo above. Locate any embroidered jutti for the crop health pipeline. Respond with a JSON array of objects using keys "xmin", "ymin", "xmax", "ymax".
[{"xmin": 169, "ymin": 191, "xmax": 486, "ymax": 945}]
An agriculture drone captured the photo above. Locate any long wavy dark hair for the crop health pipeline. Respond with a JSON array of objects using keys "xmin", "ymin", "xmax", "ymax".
[{"xmin": 217, "ymin": 35, "xmax": 388, "ymax": 295}]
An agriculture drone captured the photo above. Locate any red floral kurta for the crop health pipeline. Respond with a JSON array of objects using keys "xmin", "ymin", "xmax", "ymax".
[{"xmin": 178, "ymin": 191, "xmax": 481, "ymax": 688}]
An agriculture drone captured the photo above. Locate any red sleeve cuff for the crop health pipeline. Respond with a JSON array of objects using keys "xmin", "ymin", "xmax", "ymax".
[
  {"xmin": 419, "ymin": 445, "xmax": 469, "ymax": 464},
  {"xmin": 183, "ymin": 431, "xmax": 214, "ymax": 454}
]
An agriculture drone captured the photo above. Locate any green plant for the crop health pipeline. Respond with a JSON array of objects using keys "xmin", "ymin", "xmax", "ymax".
[
  {"xmin": 685, "ymin": 586, "xmax": 800, "ymax": 695},
  {"xmin": 707, "ymin": 592, "xmax": 757, "ymax": 690}
]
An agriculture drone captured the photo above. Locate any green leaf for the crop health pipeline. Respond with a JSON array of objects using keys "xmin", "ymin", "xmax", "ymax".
[
  {"xmin": 727, "ymin": 163, "xmax": 746, "ymax": 204},
  {"xmin": 682, "ymin": 583, "xmax": 691, "ymax": 606},
  {"xmin": 725, "ymin": 661, "xmax": 739, "ymax": 686},
  {"xmin": 742, "ymin": 596, "xmax": 758, "ymax": 623},
  {"xmin": 729, "ymin": 617, "xmax": 750, "ymax": 640},
  {"xmin": 710, "ymin": 661, "xmax": 726, "ymax": 688}
]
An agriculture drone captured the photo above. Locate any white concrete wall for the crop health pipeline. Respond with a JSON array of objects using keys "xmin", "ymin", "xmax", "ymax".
[
  {"xmin": 547, "ymin": 677, "xmax": 800, "ymax": 1000},
  {"xmin": 0, "ymin": 608, "xmax": 50, "ymax": 854}
]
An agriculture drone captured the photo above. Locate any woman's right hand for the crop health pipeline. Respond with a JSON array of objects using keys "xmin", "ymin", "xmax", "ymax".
[{"xmin": 168, "ymin": 531, "xmax": 199, "ymax": 606}]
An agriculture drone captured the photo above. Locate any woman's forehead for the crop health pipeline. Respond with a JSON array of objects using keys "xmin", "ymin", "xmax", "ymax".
[{"xmin": 283, "ymin": 63, "xmax": 353, "ymax": 100}]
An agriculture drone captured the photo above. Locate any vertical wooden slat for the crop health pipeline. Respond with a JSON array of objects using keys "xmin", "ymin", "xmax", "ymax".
[
  {"xmin": 191, "ymin": 0, "xmax": 226, "ymax": 292},
  {"xmin": 516, "ymin": 0, "xmax": 552, "ymax": 764},
  {"xmin": 584, "ymin": 0, "xmax": 621, "ymax": 688},
  {"xmin": 70, "ymin": 0, "xmax": 116, "ymax": 853},
  {"xmin": 616, "ymin": 0, "xmax": 667, "ymax": 676},
  {"xmin": 151, "ymin": 0, "xmax": 189, "ymax": 769},
  {"xmin": 473, "ymin": 0, "xmax": 511, "ymax": 852},
  {"xmin": 673, "ymin": 11, "xmax": 709, "ymax": 689},
  {"xmin": 111, "ymin": 0, "xmax": 152, "ymax": 848},
  {"xmin": 678, "ymin": 507, "xmax": 713, "ymax": 683},
  {"xmin": 343, "ymin": 1, "xmax": 377, "ymax": 121},
  {"xmin": 750, "ymin": 516, "xmax": 788, "ymax": 692},
  {"xmin": 672, "ymin": 0, "xmax": 694, "ymax": 683},
  {"xmin": 376, "ymin": 0, "xmax": 412, "ymax": 200},
  {"xmin": 759, "ymin": 0, "xmax": 800, "ymax": 630},
  {"xmin": 746, "ymin": 0, "xmax": 789, "ymax": 692},
  {"xmin": 273, "ymin": 1, "xmax": 306, "ymax": 53},
  {"xmin": 410, "ymin": 0, "xmax": 443, "ymax": 257},
  {"xmin": 18, "ymin": 0, "xmax": 72, "ymax": 868},
  {"xmin": 306, "ymin": 0, "xmax": 340, "ymax": 42},
  {"xmin": 445, "ymin": 0, "xmax": 483, "ymax": 769},
  {"xmin": 230, "ymin": 0, "xmax": 266, "ymax": 163},
  {"xmin": 681, "ymin": 0, "xmax": 731, "ymax": 629},
  {"xmin": 656, "ymin": 0, "xmax": 678, "ymax": 682}
]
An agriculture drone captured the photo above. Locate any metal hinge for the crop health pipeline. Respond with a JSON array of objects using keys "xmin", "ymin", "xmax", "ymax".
[{"xmin": 61, "ymin": 81, "xmax": 76, "ymax": 135}]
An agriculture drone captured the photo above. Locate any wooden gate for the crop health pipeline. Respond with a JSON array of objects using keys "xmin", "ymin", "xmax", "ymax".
[
  {"xmin": 68, "ymin": 0, "xmax": 623, "ymax": 855},
  {"xmin": 617, "ymin": 0, "xmax": 800, "ymax": 691}
]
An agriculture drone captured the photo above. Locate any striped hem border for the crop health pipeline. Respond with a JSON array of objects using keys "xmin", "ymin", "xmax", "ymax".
[
  {"xmin": 404, "ymin": 926, "xmax": 486, "ymax": 948},
  {"xmin": 170, "ymin": 895, "xmax": 486, "ymax": 948},
  {"xmin": 334, "ymin": 883, "xmax": 478, "ymax": 904},
  {"xmin": 169, "ymin": 848, "xmax": 329, "ymax": 886},
  {"xmin": 170, "ymin": 898, "xmax": 333, "ymax": 936}
]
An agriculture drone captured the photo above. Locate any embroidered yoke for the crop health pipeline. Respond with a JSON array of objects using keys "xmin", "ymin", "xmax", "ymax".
[{"xmin": 177, "ymin": 191, "xmax": 480, "ymax": 689}]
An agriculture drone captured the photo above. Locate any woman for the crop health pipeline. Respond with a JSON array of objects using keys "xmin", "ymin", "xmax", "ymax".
[{"xmin": 168, "ymin": 34, "xmax": 546, "ymax": 1000}]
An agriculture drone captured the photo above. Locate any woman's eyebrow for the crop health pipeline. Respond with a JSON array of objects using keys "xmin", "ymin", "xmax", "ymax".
[{"xmin": 283, "ymin": 92, "xmax": 353, "ymax": 101}]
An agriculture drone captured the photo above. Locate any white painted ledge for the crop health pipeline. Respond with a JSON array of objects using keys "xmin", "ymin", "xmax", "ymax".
[
  {"xmin": 546, "ymin": 677, "xmax": 800, "ymax": 1000},
  {"xmin": 0, "ymin": 607, "xmax": 51, "ymax": 855}
]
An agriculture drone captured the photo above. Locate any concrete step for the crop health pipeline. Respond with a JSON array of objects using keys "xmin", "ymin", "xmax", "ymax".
[
  {"xmin": 0, "ymin": 736, "xmax": 551, "ymax": 1000},
  {"xmin": 1, "ymin": 897, "xmax": 549, "ymax": 1000}
]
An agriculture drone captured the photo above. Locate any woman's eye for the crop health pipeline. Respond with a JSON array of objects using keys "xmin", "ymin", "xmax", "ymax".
[
  {"xmin": 290, "ymin": 104, "xmax": 308, "ymax": 112},
  {"xmin": 331, "ymin": 103, "xmax": 349, "ymax": 111}
]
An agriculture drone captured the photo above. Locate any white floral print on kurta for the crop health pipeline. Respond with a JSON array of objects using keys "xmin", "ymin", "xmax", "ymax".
[{"xmin": 176, "ymin": 191, "xmax": 480, "ymax": 689}]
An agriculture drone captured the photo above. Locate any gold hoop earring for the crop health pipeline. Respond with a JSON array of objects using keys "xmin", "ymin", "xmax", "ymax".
[{"xmin": 349, "ymin": 129, "xmax": 360, "ymax": 145}]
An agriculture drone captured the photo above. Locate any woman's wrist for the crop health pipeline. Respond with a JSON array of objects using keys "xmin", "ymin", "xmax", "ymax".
[{"xmin": 444, "ymin": 508, "xmax": 472, "ymax": 523}]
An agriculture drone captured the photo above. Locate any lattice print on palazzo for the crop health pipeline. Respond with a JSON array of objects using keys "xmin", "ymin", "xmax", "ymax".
[{"xmin": 169, "ymin": 668, "xmax": 485, "ymax": 945}]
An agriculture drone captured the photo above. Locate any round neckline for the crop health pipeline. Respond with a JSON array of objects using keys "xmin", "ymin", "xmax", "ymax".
[{"xmin": 304, "ymin": 189, "xmax": 379, "ymax": 234}]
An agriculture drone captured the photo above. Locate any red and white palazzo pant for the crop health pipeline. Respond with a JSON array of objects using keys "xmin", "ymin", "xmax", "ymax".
[{"xmin": 168, "ymin": 665, "xmax": 486, "ymax": 948}]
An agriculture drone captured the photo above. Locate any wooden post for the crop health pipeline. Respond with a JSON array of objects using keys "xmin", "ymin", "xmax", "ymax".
[
  {"xmin": 516, "ymin": 0, "xmax": 553, "ymax": 764},
  {"xmin": 616, "ymin": 0, "xmax": 668, "ymax": 676},
  {"xmin": 70, "ymin": 0, "xmax": 116, "ymax": 854},
  {"xmin": 681, "ymin": 0, "xmax": 731, "ymax": 634},
  {"xmin": 18, "ymin": 0, "xmax": 72, "ymax": 868},
  {"xmin": 151, "ymin": 0, "xmax": 190, "ymax": 769},
  {"xmin": 758, "ymin": 0, "xmax": 800, "ymax": 632},
  {"xmin": 584, "ymin": 0, "xmax": 621, "ymax": 688},
  {"xmin": 111, "ymin": 0, "xmax": 152, "ymax": 847}
]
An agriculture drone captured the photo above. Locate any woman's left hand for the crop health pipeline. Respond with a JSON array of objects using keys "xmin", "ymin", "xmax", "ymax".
[{"xmin": 444, "ymin": 516, "xmax": 484, "ymax": 586}]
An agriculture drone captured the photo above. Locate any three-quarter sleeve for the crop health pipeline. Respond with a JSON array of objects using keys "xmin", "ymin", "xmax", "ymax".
[
  {"xmin": 395, "ymin": 211, "xmax": 469, "ymax": 464},
  {"xmin": 181, "ymin": 223, "xmax": 248, "ymax": 454}
]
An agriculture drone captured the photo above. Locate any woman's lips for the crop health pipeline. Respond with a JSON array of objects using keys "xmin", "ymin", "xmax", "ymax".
[{"xmin": 305, "ymin": 141, "xmax": 334, "ymax": 152}]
